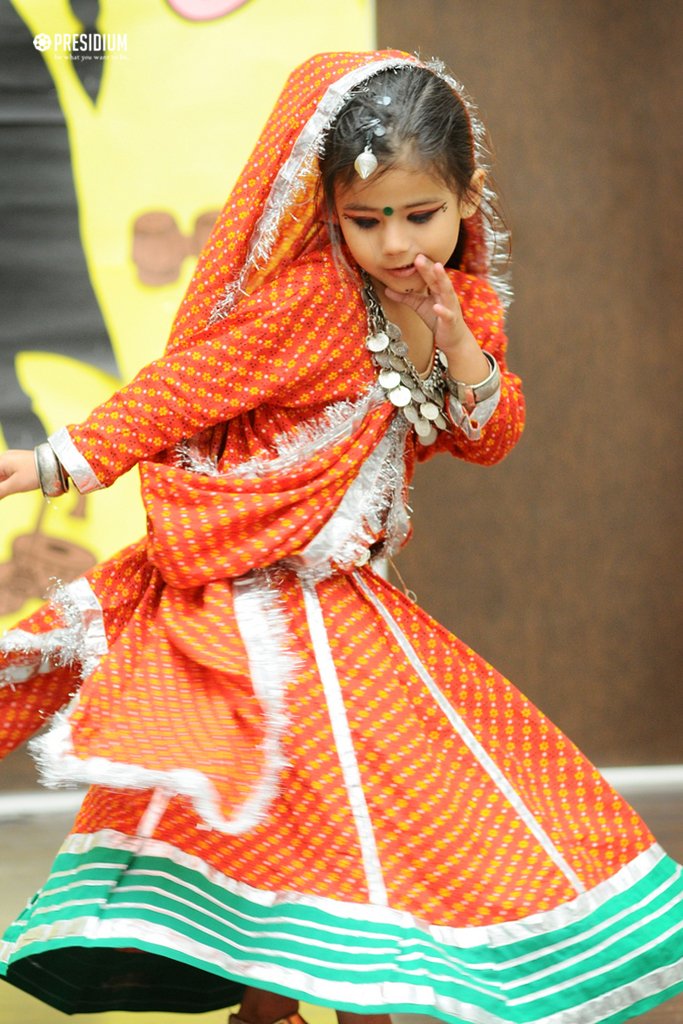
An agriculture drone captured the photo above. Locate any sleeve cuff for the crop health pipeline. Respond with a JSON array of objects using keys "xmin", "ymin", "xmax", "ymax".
[
  {"xmin": 447, "ymin": 386, "xmax": 501, "ymax": 441},
  {"xmin": 48, "ymin": 427, "xmax": 104, "ymax": 494}
]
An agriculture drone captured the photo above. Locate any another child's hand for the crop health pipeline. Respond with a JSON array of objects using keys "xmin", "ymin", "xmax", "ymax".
[
  {"xmin": 0, "ymin": 450, "xmax": 40, "ymax": 500},
  {"xmin": 384, "ymin": 255, "xmax": 469, "ymax": 358}
]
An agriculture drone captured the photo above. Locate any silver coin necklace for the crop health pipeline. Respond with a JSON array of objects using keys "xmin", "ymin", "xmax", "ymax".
[{"xmin": 361, "ymin": 271, "xmax": 451, "ymax": 446}]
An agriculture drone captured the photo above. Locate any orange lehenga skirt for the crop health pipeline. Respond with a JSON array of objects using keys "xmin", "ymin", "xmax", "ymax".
[{"xmin": 1, "ymin": 404, "xmax": 682, "ymax": 1021}]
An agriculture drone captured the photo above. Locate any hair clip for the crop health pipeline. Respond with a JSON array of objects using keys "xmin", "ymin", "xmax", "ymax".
[
  {"xmin": 354, "ymin": 144, "xmax": 379, "ymax": 180},
  {"xmin": 353, "ymin": 117, "xmax": 386, "ymax": 179}
]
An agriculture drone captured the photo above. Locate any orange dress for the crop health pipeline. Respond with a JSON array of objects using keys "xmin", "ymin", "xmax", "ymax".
[{"xmin": 1, "ymin": 49, "xmax": 682, "ymax": 1024}]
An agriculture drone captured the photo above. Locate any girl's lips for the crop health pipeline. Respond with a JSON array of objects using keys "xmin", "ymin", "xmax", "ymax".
[{"xmin": 385, "ymin": 263, "xmax": 417, "ymax": 279}]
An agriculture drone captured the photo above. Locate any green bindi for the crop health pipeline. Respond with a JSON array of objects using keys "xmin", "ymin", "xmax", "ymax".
[{"xmin": 383, "ymin": 206, "xmax": 394, "ymax": 216}]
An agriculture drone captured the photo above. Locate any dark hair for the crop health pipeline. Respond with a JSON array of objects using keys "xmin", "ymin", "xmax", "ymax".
[{"xmin": 318, "ymin": 64, "xmax": 507, "ymax": 270}]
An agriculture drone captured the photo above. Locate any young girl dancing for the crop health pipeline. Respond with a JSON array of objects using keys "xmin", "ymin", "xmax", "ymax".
[{"xmin": 0, "ymin": 49, "xmax": 681, "ymax": 1024}]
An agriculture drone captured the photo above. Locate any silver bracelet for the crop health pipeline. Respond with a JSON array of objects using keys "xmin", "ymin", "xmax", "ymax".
[
  {"xmin": 34, "ymin": 442, "xmax": 70, "ymax": 498},
  {"xmin": 444, "ymin": 351, "xmax": 500, "ymax": 407}
]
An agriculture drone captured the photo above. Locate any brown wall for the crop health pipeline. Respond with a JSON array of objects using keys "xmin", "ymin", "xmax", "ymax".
[{"xmin": 379, "ymin": 0, "xmax": 683, "ymax": 764}]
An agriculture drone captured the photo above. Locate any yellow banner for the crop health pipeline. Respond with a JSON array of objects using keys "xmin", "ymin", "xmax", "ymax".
[{"xmin": 1, "ymin": 0, "xmax": 373, "ymax": 631}]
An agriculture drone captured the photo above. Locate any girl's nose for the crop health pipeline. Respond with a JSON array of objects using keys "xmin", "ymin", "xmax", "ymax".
[{"xmin": 381, "ymin": 221, "xmax": 409, "ymax": 257}]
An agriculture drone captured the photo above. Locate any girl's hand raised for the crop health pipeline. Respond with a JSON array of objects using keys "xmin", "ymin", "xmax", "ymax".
[
  {"xmin": 385, "ymin": 254, "xmax": 490, "ymax": 384},
  {"xmin": 0, "ymin": 450, "xmax": 40, "ymax": 500},
  {"xmin": 385, "ymin": 255, "xmax": 469, "ymax": 358}
]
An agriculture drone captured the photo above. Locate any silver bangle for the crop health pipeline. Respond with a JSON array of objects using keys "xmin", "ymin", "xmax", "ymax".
[
  {"xmin": 34, "ymin": 443, "xmax": 70, "ymax": 498},
  {"xmin": 444, "ymin": 351, "xmax": 500, "ymax": 407}
]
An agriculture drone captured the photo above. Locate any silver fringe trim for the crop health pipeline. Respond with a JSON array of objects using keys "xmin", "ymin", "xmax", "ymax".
[
  {"xmin": 175, "ymin": 437, "xmax": 220, "ymax": 476},
  {"xmin": 29, "ymin": 572, "xmax": 297, "ymax": 835},
  {"xmin": 230, "ymin": 384, "xmax": 384, "ymax": 480},
  {"xmin": 0, "ymin": 578, "xmax": 107, "ymax": 688},
  {"xmin": 223, "ymin": 385, "xmax": 411, "ymax": 581},
  {"xmin": 172, "ymin": 386, "xmax": 411, "ymax": 581},
  {"xmin": 381, "ymin": 419, "xmax": 412, "ymax": 557},
  {"xmin": 228, "ymin": 571, "xmax": 297, "ymax": 830},
  {"xmin": 173, "ymin": 387, "xmax": 385, "ymax": 482},
  {"xmin": 208, "ymin": 55, "xmax": 512, "ymax": 326},
  {"xmin": 291, "ymin": 415, "xmax": 410, "ymax": 583}
]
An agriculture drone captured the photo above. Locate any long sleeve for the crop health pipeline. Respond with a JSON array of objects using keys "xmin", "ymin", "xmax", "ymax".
[
  {"xmin": 417, "ymin": 272, "xmax": 525, "ymax": 466},
  {"xmin": 50, "ymin": 255, "xmax": 370, "ymax": 491}
]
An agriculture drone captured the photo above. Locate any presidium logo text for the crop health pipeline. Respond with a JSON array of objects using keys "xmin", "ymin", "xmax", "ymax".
[{"xmin": 33, "ymin": 33, "xmax": 128, "ymax": 58}]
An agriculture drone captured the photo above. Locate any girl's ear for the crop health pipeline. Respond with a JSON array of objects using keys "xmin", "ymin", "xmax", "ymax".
[{"xmin": 460, "ymin": 168, "xmax": 486, "ymax": 218}]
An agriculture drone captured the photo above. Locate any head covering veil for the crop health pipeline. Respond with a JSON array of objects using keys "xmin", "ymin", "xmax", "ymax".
[{"xmin": 166, "ymin": 50, "xmax": 511, "ymax": 359}]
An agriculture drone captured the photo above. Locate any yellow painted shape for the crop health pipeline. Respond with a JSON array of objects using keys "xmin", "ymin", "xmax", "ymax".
[{"xmin": 12, "ymin": 0, "xmax": 374, "ymax": 376}]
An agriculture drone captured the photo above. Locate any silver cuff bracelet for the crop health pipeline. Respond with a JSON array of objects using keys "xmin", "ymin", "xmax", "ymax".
[
  {"xmin": 444, "ymin": 351, "xmax": 500, "ymax": 408},
  {"xmin": 34, "ymin": 442, "xmax": 70, "ymax": 498}
]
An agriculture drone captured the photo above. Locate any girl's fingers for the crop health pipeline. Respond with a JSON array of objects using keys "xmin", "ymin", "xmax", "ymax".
[
  {"xmin": 385, "ymin": 260, "xmax": 463, "ymax": 343},
  {"xmin": 412, "ymin": 254, "xmax": 432, "ymax": 287},
  {"xmin": 0, "ymin": 451, "xmax": 40, "ymax": 499},
  {"xmin": 413, "ymin": 256, "xmax": 446, "ymax": 299},
  {"xmin": 0, "ymin": 475, "xmax": 19, "ymax": 500},
  {"xmin": 415, "ymin": 257, "xmax": 457, "ymax": 304}
]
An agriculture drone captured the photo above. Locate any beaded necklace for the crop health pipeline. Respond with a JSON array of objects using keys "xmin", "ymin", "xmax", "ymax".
[{"xmin": 361, "ymin": 272, "xmax": 450, "ymax": 446}]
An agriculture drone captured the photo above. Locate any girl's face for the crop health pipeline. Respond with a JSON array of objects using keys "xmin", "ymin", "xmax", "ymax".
[{"xmin": 334, "ymin": 163, "xmax": 481, "ymax": 295}]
